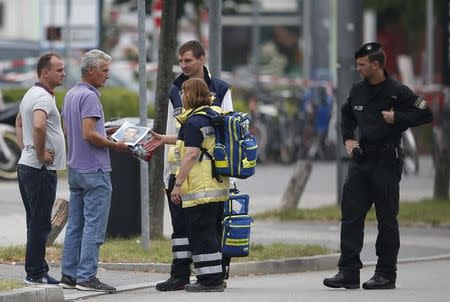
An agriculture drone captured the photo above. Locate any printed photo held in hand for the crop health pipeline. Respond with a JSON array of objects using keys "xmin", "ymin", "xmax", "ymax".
[{"xmin": 111, "ymin": 121, "xmax": 150, "ymax": 146}]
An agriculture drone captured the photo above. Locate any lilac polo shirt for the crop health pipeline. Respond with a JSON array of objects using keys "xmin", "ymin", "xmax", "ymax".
[{"xmin": 62, "ymin": 82, "xmax": 111, "ymax": 173}]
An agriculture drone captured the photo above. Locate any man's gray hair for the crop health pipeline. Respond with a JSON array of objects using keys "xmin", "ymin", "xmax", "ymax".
[{"xmin": 80, "ymin": 49, "xmax": 111, "ymax": 77}]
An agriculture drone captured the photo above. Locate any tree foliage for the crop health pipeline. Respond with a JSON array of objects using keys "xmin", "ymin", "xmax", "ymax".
[{"xmin": 364, "ymin": 0, "xmax": 446, "ymax": 53}]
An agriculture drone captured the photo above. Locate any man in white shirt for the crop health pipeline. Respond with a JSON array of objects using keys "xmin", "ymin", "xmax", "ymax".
[{"xmin": 16, "ymin": 53, "xmax": 66, "ymax": 285}]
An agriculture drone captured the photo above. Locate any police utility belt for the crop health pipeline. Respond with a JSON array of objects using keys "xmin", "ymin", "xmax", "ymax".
[{"xmin": 359, "ymin": 143, "xmax": 401, "ymax": 160}]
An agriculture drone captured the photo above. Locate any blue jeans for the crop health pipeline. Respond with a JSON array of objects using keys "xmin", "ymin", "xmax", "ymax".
[
  {"xmin": 61, "ymin": 168, "xmax": 112, "ymax": 283},
  {"xmin": 18, "ymin": 164, "xmax": 57, "ymax": 279}
]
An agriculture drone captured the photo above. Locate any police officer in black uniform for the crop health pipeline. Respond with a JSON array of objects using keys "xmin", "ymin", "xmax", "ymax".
[{"xmin": 323, "ymin": 42, "xmax": 433, "ymax": 290}]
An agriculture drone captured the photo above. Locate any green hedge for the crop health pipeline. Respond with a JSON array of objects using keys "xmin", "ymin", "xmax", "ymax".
[
  {"xmin": 3, "ymin": 87, "xmax": 153, "ymax": 121},
  {"xmin": 3, "ymin": 87, "xmax": 247, "ymax": 121}
]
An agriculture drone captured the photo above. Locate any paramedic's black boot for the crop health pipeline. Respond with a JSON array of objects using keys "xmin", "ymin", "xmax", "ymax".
[
  {"xmin": 323, "ymin": 271, "xmax": 360, "ymax": 289},
  {"xmin": 184, "ymin": 281, "xmax": 226, "ymax": 292},
  {"xmin": 362, "ymin": 274, "xmax": 396, "ymax": 290},
  {"xmin": 156, "ymin": 277, "xmax": 189, "ymax": 291}
]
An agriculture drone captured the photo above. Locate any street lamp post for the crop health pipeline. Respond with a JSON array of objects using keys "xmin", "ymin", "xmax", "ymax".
[{"xmin": 137, "ymin": 0, "xmax": 150, "ymax": 250}]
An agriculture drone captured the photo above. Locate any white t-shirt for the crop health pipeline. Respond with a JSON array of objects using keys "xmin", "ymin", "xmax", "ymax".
[{"xmin": 18, "ymin": 85, "xmax": 66, "ymax": 170}]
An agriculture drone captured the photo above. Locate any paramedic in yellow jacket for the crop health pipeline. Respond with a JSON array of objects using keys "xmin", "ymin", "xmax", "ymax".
[{"xmin": 147, "ymin": 78, "xmax": 229, "ymax": 292}]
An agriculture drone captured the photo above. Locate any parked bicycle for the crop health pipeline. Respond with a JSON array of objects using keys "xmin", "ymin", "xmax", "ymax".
[
  {"xmin": 0, "ymin": 100, "xmax": 21, "ymax": 180},
  {"xmin": 248, "ymin": 89, "xmax": 297, "ymax": 164},
  {"xmin": 248, "ymin": 84, "xmax": 336, "ymax": 164}
]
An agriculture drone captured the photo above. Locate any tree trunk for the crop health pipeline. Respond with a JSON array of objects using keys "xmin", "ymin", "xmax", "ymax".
[
  {"xmin": 47, "ymin": 198, "xmax": 68, "ymax": 246},
  {"xmin": 280, "ymin": 160, "xmax": 313, "ymax": 210},
  {"xmin": 195, "ymin": 5, "xmax": 202, "ymax": 41},
  {"xmin": 433, "ymin": 127, "xmax": 450, "ymax": 199},
  {"xmin": 434, "ymin": 153, "xmax": 450, "ymax": 199},
  {"xmin": 148, "ymin": 0, "xmax": 177, "ymax": 239}
]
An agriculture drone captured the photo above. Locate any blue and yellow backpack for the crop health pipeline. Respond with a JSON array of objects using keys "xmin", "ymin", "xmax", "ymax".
[{"xmin": 193, "ymin": 107, "xmax": 258, "ymax": 182}]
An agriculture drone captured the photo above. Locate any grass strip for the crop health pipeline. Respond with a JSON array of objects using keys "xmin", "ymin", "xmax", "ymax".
[
  {"xmin": 0, "ymin": 238, "xmax": 332, "ymax": 264},
  {"xmin": 255, "ymin": 198, "xmax": 450, "ymax": 226},
  {"xmin": 0, "ymin": 279, "xmax": 23, "ymax": 292}
]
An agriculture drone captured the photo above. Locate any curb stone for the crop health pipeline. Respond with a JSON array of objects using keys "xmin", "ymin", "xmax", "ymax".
[
  {"xmin": 63, "ymin": 252, "xmax": 450, "ymax": 275},
  {"xmin": 0, "ymin": 286, "xmax": 63, "ymax": 302},
  {"xmin": 364, "ymin": 253, "xmax": 450, "ymax": 266},
  {"xmin": 98, "ymin": 254, "xmax": 341, "ymax": 276},
  {"xmin": 229, "ymin": 254, "xmax": 340, "ymax": 275}
]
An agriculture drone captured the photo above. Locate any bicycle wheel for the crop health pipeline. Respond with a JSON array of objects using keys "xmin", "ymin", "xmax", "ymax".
[{"xmin": 0, "ymin": 130, "xmax": 20, "ymax": 180}]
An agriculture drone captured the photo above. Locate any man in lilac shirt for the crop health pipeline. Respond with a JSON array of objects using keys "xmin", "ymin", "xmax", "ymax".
[{"xmin": 60, "ymin": 49, "xmax": 128, "ymax": 292}]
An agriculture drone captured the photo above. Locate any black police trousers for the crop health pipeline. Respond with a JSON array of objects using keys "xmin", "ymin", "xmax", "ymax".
[
  {"xmin": 166, "ymin": 174, "xmax": 228, "ymax": 282},
  {"xmin": 338, "ymin": 151, "xmax": 403, "ymax": 279}
]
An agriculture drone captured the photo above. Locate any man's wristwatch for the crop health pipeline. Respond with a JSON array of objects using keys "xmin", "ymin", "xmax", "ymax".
[{"xmin": 174, "ymin": 182, "xmax": 182, "ymax": 187}]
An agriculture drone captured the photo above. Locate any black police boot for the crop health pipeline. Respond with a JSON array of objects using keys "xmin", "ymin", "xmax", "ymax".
[
  {"xmin": 362, "ymin": 274, "xmax": 396, "ymax": 290},
  {"xmin": 323, "ymin": 271, "xmax": 360, "ymax": 289},
  {"xmin": 155, "ymin": 277, "xmax": 189, "ymax": 291}
]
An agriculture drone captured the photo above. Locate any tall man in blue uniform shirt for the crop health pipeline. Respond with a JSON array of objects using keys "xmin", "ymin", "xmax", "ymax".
[{"xmin": 323, "ymin": 42, "xmax": 432, "ymax": 290}]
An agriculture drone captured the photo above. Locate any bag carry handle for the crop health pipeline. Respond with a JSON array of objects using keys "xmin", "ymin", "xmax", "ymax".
[{"xmin": 229, "ymin": 183, "xmax": 239, "ymax": 194}]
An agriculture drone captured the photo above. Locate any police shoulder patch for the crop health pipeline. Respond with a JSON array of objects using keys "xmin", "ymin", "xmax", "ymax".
[{"xmin": 414, "ymin": 97, "xmax": 428, "ymax": 110}]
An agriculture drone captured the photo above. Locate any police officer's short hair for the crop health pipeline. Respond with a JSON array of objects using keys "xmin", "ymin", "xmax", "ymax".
[
  {"xmin": 354, "ymin": 42, "xmax": 386, "ymax": 67},
  {"xmin": 178, "ymin": 40, "xmax": 205, "ymax": 59}
]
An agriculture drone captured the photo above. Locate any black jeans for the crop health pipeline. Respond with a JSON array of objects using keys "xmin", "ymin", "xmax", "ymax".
[
  {"xmin": 18, "ymin": 164, "xmax": 57, "ymax": 279},
  {"xmin": 338, "ymin": 155, "xmax": 403, "ymax": 279}
]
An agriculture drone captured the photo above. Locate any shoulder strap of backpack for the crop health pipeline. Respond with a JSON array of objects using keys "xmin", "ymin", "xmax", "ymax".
[
  {"xmin": 191, "ymin": 107, "xmax": 223, "ymax": 183},
  {"xmin": 199, "ymin": 146, "xmax": 222, "ymax": 183}
]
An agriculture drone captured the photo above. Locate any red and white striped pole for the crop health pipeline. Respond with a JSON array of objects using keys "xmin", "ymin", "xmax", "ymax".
[
  {"xmin": 152, "ymin": 0, "xmax": 163, "ymax": 32},
  {"xmin": 151, "ymin": 0, "xmax": 162, "ymax": 62}
]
